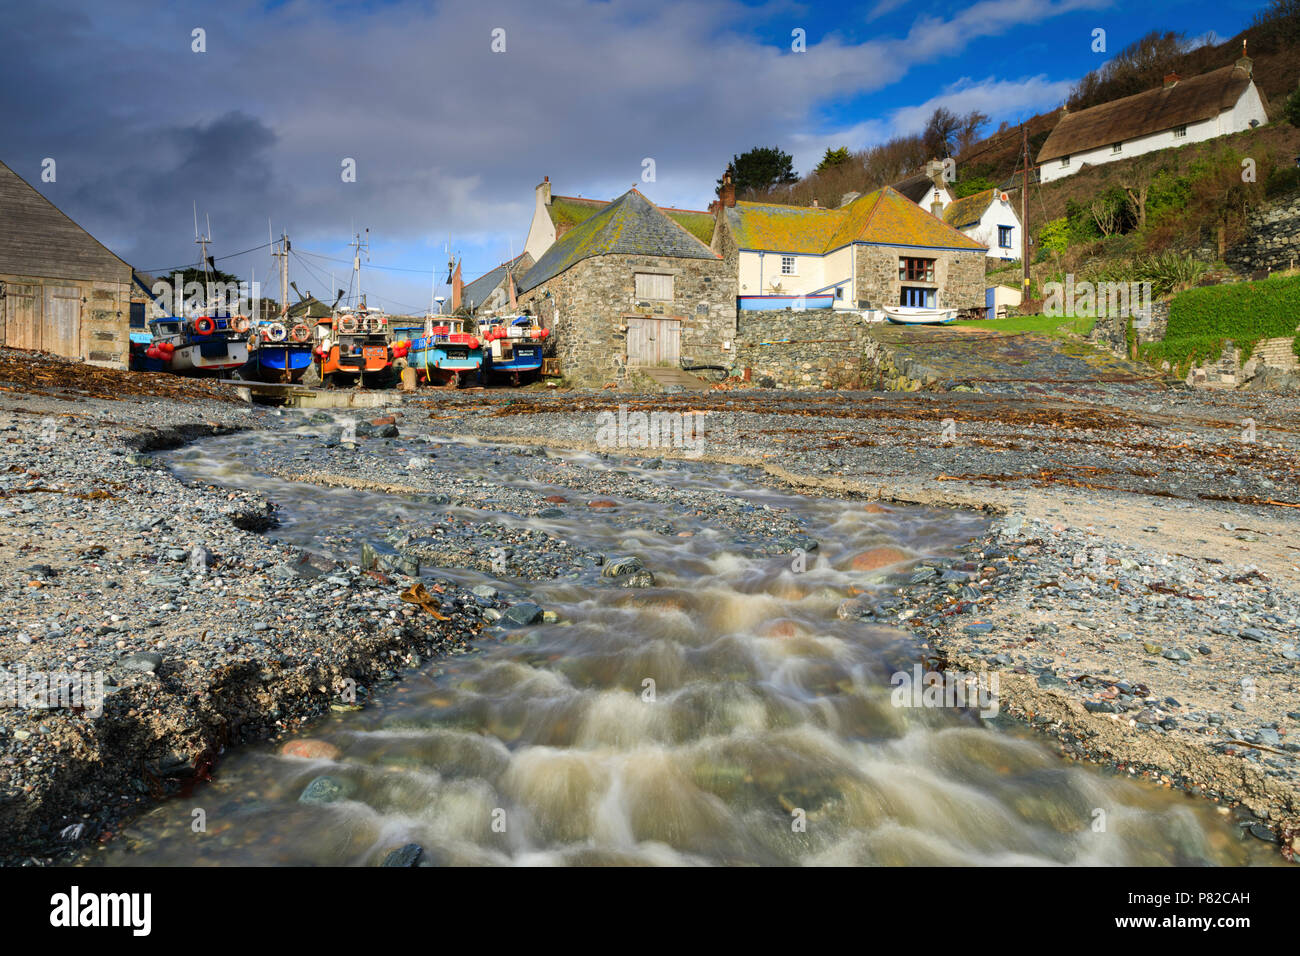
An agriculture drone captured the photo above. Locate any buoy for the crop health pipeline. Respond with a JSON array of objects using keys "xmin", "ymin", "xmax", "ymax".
[
  {"xmin": 290, "ymin": 324, "xmax": 311, "ymax": 343},
  {"xmin": 193, "ymin": 316, "xmax": 215, "ymax": 336}
]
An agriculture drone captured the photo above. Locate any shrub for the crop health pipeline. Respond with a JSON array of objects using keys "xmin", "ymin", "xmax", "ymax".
[
  {"xmin": 1037, "ymin": 217, "xmax": 1070, "ymax": 257},
  {"xmin": 1265, "ymin": 165, "xmax": 1300, "ymax": 199},
  {"xmin": 1143, "ymin": 275, "xmax": 1300, "ymax": 372}
]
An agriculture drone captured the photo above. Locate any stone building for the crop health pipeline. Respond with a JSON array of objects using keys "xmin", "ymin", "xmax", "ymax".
[
  {"xmin": 516, "ymin": 189, "xmax": 736, "ymax": 387},
  {"xmin": 0, "ymin": 159, "xmax": 132, "ymax": 367},
  {"xmin": 713, "ymin": 181, "xmax": 986, "ymax": 312}
]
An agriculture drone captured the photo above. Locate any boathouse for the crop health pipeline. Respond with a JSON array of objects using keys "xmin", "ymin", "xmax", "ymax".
[
  {"xmin": 515, "ymin": 189, "xmax": 736, "ymax": 387},
  {"xmin": 0, "ymin": 159, "xmax": 133, "ymax": 368}
]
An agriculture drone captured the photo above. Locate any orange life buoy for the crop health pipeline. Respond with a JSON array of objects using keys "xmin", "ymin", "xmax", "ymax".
[
  {"xmin": 290, "ymin": 324, "xmax": 310, "ymax": 343},
  {"xmin": 231, "ymin": 315, "xmax": 251, "ymax": 333},
  {"xmin": 193, "ymin": 316, "xmax": 215, "ymax": 336},
  {"xmin": 338, "ymin": 314, "xmax": 360, "ymax": 334}
]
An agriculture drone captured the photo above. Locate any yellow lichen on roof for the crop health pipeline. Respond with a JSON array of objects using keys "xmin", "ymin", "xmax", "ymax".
[
  {"xmin": 729, "ymin": 187, "xmax": 984, "ymax": 254},
  {"xmin": 942, "ymin": 189, "xmax": 995, "ymax": 229},
  {"xmin": 726, "ymin": 201, "xmax": 840, "ymax": 254}
]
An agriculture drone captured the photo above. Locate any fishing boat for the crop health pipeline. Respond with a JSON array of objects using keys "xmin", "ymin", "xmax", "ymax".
[
  {"xmin": 403, "ymin": 316, "xmax": 483, "ymax": 387},
  {"xmin": 477, "ymin": 314, "xmax": 548, "ymax": 385},
  {"xmin": 316, "ymin": 306, "xmax": 393, "ymax": 387},
  {"xmin": 247, "ymin": 318, "xmax": 314, "ymax": 382},
  {"xmin": 882, "ymin": 305, "xmax": 957, "ymax": 325},
  {"xmin": 142, "ymin": 313, "xmax": 251, "ymax": 374}
]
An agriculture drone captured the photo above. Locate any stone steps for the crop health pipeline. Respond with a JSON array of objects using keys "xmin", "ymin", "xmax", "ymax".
[{"xmin": 1251, "ymin": 336, "xmax": 1298, "ymax": 370}]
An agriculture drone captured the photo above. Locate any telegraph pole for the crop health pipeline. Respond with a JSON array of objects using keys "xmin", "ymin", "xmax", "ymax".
[{"xmin": 1021, "ymin": 123, "xmax": 1031, "ymax": 302}]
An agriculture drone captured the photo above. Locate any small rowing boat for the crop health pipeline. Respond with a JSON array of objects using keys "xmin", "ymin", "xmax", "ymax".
[{"xmin": 882, "ymin": 305, "xmax": 956, "ymax": 325}]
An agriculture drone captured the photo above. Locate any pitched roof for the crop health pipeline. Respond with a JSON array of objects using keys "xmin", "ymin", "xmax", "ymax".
[
  {"xmin": 724, "ymin": 186, "xmax": 985, "ymax": 255},
  {"xmin": 0, "ymin": 159, "xmax": 132, "ymax": 282},
  {"xmin": 547, "ymin": 194, "xmax": 715, "ymax": 244},
  {"xmin": 891, "ymin": 170, "xmax": 945, "ymax": 205},
  {"xmin": 463, "ymin": 252, "xmax": 532, "ymax": 310},
  {"xmin": 1037, "ymin": 63, "xmax": 1257, "ymax": 163},
  {"xmin": 521, "ymin": 189, "xmax": 718, "ymax": 292},
  {"xmin": 942, "ymin": 189, "xmax": 997, "ymax": 229}
]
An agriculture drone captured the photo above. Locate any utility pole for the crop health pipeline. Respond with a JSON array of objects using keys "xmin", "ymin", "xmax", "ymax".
[
  {"xmin": 1021, "ymin": 123, "xmax": 1031, "ymax": 302},
  {"xmin": 350, "ymin": 230, "xmax": 369, "ymax": 310}
]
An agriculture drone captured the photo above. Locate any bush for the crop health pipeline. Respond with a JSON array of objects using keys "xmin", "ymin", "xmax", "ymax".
[
  {"xmin": 1285, "ymin": 87, "xmax": 1300, "ymax": 129},
  {"xmin": 1144, "ymin": 275, "xmax": 1300, "ymax": 372},
  {"xmin": 1265, "ymin": 165, "xmax": 1300, "ymax": 198},
  {"xmin": 954, "ymin": 177, "xmax": 996, "ymax": 198},
  {"xmin": 1037, "ymin": 217, "xmax": 1070, "ymax": 257}
]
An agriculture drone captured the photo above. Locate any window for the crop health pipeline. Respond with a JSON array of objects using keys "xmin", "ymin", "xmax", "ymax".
[
  {"xmin": 1173, "ymin": 125, "xmax": 1187, "ymax": 139},
  {"xmin": 780, "ymin": 255, "xmax": 796, "ymax": 275},
  {"xmin": 1111, "ymin": 142, "xmax": 1122, "ymax": 154},
  {"xmin": 899, "ymin": 257, "xmax": 935, "ymax": 282},
  {"xmin": 900, "ymin": 287, "xmax": 936, "ymax": 308},
  {"xmin": 998, "ymin": 226, "xmax": 1013, "ymax": 249},
  {"xmin": 1060, "ymin": 155, "xmax": 1070, "ymax": 167},
  {"xmin": 634, "ymin": 273, "xmax": 673, "ymax": 301},
  {"xmin": 835, "ymin": 286, "xmax": 844, "ymax": 300}
]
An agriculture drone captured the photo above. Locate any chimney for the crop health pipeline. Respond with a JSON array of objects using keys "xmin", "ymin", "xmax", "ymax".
[
  {"xmin": 1163, "ymin": 72, "xmax": 1180, "ymax": 89},
  {"xmin": 537, "ymin": 175, "xmax": 552, "ymax": 206},
  {"xmin": 930, "ymin": 200, "xmax": 943, "ymax": 218},
  {"xmin": 812, "ymin": 199, "xmax": 819, "ymax": 208},
  {"xmin": 1237, "ymin": 39, "xmax": 1252, "ymax": 76},
  {"xmin": 839, "ymin": 191, "xmax": 861, "ymax": 208},
  {"xmin": 925, "ymin": 158, "xmax": 947, "ymax": 184},
  {"xmin": 719, "ymin": 165, "xmax": 736, "ymax": 208}
]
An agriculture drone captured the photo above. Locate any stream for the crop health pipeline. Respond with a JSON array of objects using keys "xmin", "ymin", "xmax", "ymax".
[{"xmin": 89, "ymin": 420, "xmax": 1273, "ymax": 865}]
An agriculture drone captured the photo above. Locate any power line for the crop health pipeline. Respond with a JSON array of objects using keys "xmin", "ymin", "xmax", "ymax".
[{"xmin": 137, "ymin": 240, "xmax": 274, "ymax": 276}]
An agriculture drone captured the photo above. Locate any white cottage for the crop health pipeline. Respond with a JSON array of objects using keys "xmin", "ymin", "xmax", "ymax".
[
  {"xmin": 1037, "ymin": 49, "xmax": 1270, "ymax": 183},
  {"xmin": 942, "ymin": 188, "xmax": 1022, "ymax": 261}
]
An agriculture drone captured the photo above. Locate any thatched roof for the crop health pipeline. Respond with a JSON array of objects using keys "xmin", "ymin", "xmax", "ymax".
[{"xmin": 1037, "ymin": 63, "xmax": 1259, "ymax": 164}]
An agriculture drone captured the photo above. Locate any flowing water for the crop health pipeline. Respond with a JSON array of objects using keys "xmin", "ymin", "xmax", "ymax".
[{"xmin": 91, "ymin": 420, "xmax": 1273, "ymax": 866}]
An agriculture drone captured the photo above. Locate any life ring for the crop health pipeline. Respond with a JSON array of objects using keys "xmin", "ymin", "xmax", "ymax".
[
  {"xmin": 338, "ymin": 314, "xmax": 360, "ymax": 334},
  {"xmin": 366, "ymin": 314, "xmax": 386, "ymax": 333},
  {"xmin": 231, "ymin": 315, "xmax": 251, "ymax": 333},
  {"xmin": 193, "ymin": 316, "xmax": 215, "ymax": 336},
  {"xmin": 264, "ymin": 322, "xmax": 287, "ymax": 343},
  {"xmin": 290, "ymin": 324, "xmax": 311, "ymax": 343}
]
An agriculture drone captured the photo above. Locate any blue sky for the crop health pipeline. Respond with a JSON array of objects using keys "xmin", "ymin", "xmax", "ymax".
[{"xmin": 2, "ymin": 0, "xmax": 1269, "ymax": 313}]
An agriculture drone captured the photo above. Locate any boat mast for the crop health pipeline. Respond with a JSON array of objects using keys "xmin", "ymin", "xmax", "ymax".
[
  {"xmin": 193, "ymin": 202, "xmax": 213, "ymax": 314},
  {"xmin": 351, "ymin": 229, "xmax": 369, "ymax": 310},
  {"xmin": 273, "ymin": 232, "xmax": 290, "ymax": 319}
]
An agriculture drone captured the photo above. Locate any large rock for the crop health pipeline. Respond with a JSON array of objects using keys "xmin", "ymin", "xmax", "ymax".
[{"xmin": 849, "ymin": 546, "xmax": 910, "ymax": 572}]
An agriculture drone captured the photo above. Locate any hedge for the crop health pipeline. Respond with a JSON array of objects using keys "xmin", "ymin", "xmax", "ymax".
[{"xmin": 1142, "ymin": 276, "xmax": 1300, "ymax": 373}]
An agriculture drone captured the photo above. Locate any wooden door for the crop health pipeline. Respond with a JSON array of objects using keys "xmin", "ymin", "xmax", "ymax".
[
  {"xmin": 626, "ymin": 316, "xmax": 681, "ymax": 366},
  {"xmin": 44, "ymin": 285, "xmax": 81, "ymax": 358},
  {"xmin": 3, "ymin": 283, "xmax": 40, "ymax": 350}
]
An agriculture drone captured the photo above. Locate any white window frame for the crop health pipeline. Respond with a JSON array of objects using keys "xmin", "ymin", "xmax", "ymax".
[
  {"xmin": 1060, "ymin": 155, "xmax": 1070, "ymax": 167},
  {"xmin": 634, "ymin": 272, "xmax": 674, "ymax": 301},
  {"xmin": 780, "ymin": 255, "xmax": 797, "ymax": 276},
  {"xmin": 1173, "ymin": 125, "xmax": 1187, "ymax": 139}
]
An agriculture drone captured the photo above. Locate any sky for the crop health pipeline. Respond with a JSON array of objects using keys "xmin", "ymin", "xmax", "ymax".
[{"xmin": 1, "ymin": 0, "xmax": 1270, "ymax": 314}]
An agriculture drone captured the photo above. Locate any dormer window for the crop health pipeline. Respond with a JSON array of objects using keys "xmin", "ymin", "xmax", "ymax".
[
  {"xmin": 1060, "ymin": 155, "xmax": 1070, "ymax": 167},
  {"xmin": 1173, "ymin": 125, "xmax": 1187, "ymax": 139},
  {"xmin": 1111, "ymin": 142, "xmax": 1122, "ymax": 154}
]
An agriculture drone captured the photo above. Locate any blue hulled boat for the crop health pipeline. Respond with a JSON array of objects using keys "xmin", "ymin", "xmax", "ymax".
[
  {"xmin": 477, "ymin": 315, "xmax": 547, "ymax": 385},
  {"xmin": 247, "ymin": 318, "xmax": 314, "ymax": 382},
  {"xmin": 403, "ymin": 316, "xmax": 484, "ymax": 388}
]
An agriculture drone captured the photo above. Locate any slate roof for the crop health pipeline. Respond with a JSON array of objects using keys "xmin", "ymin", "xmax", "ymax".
[
  {"xmin": 463, "ymin": 252, "xmax": 532, "ymax": 310},
  {"xmin": 1037, "ymin": 63, "xmax": 1259, "ymax": 164},
  {"xmin": 0, "ymin": 159, "xmax": 132, "ymax": 282},
  {"xmin": 942, "ymin": 189, "xmax": 997, "ymax": 229},
  {"xmin": 724, "ymin": 186, "xmax": 985, "ymax": 255},
  {"xmin": 520, "ymin": 189, "xmax": 719, "ymax": 292},
  {"xmin": 547, "ymin": 194, "xmax": 715, "ymax": 245}
]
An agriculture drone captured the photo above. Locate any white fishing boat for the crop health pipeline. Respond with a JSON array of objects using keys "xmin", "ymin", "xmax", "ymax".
[{"xmin": 882, "ymin": 305, "xmax": 957, "ymax": 325}]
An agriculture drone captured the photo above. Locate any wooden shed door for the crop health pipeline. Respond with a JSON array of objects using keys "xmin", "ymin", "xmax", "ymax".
[
  {"xmin": 3, "ymin": 284, "xmax": 41, "ymax": 350},
  {"xmin": 626, "ymin": 316, "xmax": 681, "ymax": 366},
  {"xmin": 44, "ymin": 286, "xmax": 81, "ymax": 358}
]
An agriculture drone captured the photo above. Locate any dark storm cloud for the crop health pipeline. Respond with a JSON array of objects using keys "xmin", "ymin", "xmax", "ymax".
[{"xmin": 1, "ymin": 0, "xmax": 1104, "ymax": 303}]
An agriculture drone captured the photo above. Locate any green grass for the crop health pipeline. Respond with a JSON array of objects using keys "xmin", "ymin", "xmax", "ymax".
[{"xmin": 951, "ymin": 314, "xmax": 1097, "ymax": 337}]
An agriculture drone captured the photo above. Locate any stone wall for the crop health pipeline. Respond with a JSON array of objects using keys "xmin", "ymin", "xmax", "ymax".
[
  {"xmin": 518, "ymin": 253, "xmax": 736, "ymax": 388},
  {"xmin": 1088, "ymin": 300, "xmax": 1170, "ymax": 357},
  {"xmin": 732, "ymin": 309, "xmax": 874, "ymax": 388},
  {"xmin": 1225, "ymin": 192, "xmax": 1300, "ymax": 274},
  {"xmin": 853, "ymin": 245, "xmax": 985, "ymax": 311}
]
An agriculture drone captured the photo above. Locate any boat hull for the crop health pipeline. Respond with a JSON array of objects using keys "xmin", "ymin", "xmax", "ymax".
[
  {"xmin": 252, "ymin": 344, "xmax": 313, "ymax": 382},
  {"xmin": 739, "ymin": 294, "xmax": 834, "ymax": 311},
  {"xmin": 167, "ymin": 340, "xmax": 250, "ymax": 373},
  {"xmin": 882, "ymin": 306, "xmax": 956, "ymax": 325}
]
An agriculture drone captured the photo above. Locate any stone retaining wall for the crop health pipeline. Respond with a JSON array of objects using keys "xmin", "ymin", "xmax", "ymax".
[
  {"xmin": 732, "ymin": 309, "xmax": 875, "ymax": 389},
  {"xmin": 1226, "ymin": 193, "xmax": 1300, "ymax": 274}
]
